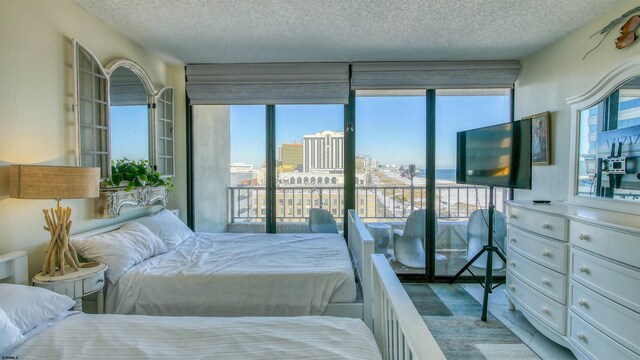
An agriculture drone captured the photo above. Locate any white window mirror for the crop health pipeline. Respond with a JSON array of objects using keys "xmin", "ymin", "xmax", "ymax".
[
  {"xmin": 154, "ymin": 86, "xmax": 175, "ymax": 176},
  {"xmin": 73, "ymin": 40, "xmax": 175, "ymax": 178},
  {"xmin": 73, "ymin": 40, "xmax": 109, "ymax": 177},
  {"xmin": 105, "ymin": 60, "xmax": 154, "ymax": 165},
  {"xmin": 568, "ymin": 58, "xmax": 640, "ymax": 214}
]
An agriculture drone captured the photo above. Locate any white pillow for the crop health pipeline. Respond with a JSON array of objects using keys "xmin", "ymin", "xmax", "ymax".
[
  {"xmin": 71, "ymin": 221, "xmax": 168, "ymax": 284},
  {"xmin": 0, "ymin": 284, "xmax": 76, "ymax": 334},
  {"xmin": 0, "ymin": 307, "xmax": 24, "ymax": 352},
  {"xmin": 136, "ymin": 209, "xmax": 194, "ymax": 249}
]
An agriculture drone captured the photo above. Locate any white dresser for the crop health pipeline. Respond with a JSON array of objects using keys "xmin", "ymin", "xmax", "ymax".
[{"xmin": 505, "ymin": 201, "xmax": 640, "ymax": 360}]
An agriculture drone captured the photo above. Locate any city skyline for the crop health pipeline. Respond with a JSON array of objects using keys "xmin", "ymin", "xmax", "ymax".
[{"xmin": 230, "ymin": 95, "xmax": 510, "ymax": 169}]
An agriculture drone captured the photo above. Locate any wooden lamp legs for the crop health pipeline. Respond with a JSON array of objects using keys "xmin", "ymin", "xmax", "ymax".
[{"xmin": 41, "ymin": 200, "xmax": 81, "ymax": 276}]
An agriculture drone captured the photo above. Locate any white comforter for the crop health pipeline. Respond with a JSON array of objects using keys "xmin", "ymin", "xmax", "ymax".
[
  {"xmin": 107, "ymin": 232, "xmax": 357, "ymax": 316},
  {"xmin": 10, "ymin": 314, "xmax": 381, "ymax": 360}
]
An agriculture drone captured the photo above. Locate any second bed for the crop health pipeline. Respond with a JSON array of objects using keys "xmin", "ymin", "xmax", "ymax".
[{"xmin": 71, "ymin": 209, "xmax": 374, "ymax": 321}]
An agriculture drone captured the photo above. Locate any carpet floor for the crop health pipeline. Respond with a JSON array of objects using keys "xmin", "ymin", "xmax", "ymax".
[{"xmin": 403, "ymin": 283, "xmax": 540, "ymax": 360}]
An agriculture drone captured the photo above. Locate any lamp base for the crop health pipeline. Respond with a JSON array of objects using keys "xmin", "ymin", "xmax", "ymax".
[{"xmin": 41, "ymin": 200, "xmax": 80, "ymax": 276}]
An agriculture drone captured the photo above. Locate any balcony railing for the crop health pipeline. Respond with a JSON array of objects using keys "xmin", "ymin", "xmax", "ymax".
[{"xmin": 229, "ymin": 185, "xmax": 505, "ymax": 223}]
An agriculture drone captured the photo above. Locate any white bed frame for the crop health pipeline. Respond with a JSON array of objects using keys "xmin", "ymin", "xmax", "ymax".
[
  {"xmin": 0, "ymin": 250, "xmax": 444, "ymax": 360},
  {"xmin": 332, "ymin": 209, "xmax": 375, "ymax": 327},
  {"xmin": 69, "ymin": 208, "xmax": 377, "ymax": 326},
  {"xmin": 371, "ymin": 254, "xmax": 446, "ymax": 360}
]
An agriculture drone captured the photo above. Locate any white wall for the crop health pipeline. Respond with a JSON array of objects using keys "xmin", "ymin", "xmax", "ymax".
[
  {"xmin": 515, "ymin": 0, "xmax": 640, "ymax": 201},
  {"xmin": 0, "ymin": 0, "xmax": 186, "ymax": 278}
]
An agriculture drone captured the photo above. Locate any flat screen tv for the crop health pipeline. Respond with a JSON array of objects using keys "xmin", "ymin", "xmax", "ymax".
[{"xmin": 456, "ymin": 120, "xmax": 532, "ymax": 189}]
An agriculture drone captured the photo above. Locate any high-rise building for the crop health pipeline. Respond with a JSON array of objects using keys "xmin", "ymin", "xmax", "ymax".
[
  {"xmin": 278, "ymin": 141, "xmax": 303, "ymax": 170},
  {"xmin": 303, "ymin": 130, "xmax": 344, "ymax": 172}
]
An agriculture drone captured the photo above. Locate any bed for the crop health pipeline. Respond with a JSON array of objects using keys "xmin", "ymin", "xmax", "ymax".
[
  {"xmin": 0, "ymin": 251, "xmax": 445, "ymax": 360},
  {"xmin": 70, "ymin": 209, "xmax": 375, "ymax": 325}
]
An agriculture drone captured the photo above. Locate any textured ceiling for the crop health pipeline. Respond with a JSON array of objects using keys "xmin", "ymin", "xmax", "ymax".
[{"xmin": 73, "ymin": 0, "xmax": 621, "ymax": 64}]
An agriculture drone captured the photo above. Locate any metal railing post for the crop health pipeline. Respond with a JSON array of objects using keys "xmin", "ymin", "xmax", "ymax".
[{"xmin": 230, "ymin": 188, "xmax": 235, "ymax": 224}]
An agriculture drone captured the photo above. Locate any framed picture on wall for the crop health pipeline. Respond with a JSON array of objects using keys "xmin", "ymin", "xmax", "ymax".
[{"xmin": 523, "ymin": 112, "xmax": 551, "ymax": 165}]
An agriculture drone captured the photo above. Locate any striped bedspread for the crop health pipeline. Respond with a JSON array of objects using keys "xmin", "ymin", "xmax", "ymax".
[{"xmin": 10, "ymin": 314, "xmax": 381, "ymax": 359}]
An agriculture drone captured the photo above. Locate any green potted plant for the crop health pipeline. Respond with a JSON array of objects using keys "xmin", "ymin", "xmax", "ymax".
[{"xmin": 101, "ymin": 159, "xmax": 174, "ymax": 192}]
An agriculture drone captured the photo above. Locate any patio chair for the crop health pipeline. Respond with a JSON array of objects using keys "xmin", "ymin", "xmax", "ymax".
[
  {"xmin": 392, "ymin": 210, "xmax": 439, "ymax": 268},
  {"xmin": 308, "ymin": 208, "xmax": 339, "ymax": 234},
  {"xmin": 465, "ymin": 209, "xmax": 506, "ymax": 270}
]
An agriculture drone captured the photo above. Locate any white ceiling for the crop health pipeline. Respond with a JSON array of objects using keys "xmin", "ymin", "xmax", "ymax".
[{"xmin": 73, "ymin": 0, "xmax": 621, "ymax": 64}]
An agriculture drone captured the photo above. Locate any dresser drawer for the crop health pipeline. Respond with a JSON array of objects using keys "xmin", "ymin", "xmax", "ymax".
[
  {"xmin": 571, "ymin": 281, "xmax": 640, "ymax": 355},
  {"xmin": 507, "ymin": 226, "xmax": 568, "ymax": 274},
  {"xmin": 508, "ymin": 249, "xmax": 567, "ymax": 304},
  {"xmin": 569, "ymin": 312, "xmax": 638, "ymax": 360},
  {"xmin": 507, "ymin": 206, "xmax": 567, "ymax": 241},
  {"xmin": 82, "ymin": 272, "xmax": 104, "ymax": 294},
  {"xmin": 571, "ymin": 248, "xmax": 640, "ymax": 314},
  {"xmin": 507, "ymin": 271, "xmax": 566, "ymax": 334},
  {"xmin": 570, "ymin": 220, "xmax": 640, "ymax": 269}
]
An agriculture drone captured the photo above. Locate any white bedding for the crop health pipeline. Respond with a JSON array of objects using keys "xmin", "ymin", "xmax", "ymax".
[
  {"xmin": 106, "ymin": 232, "xmax": 357, "ymax": 316},
  {"xmin": 9, "ymin": 314, "xmax": 381, "ymax": 360}
]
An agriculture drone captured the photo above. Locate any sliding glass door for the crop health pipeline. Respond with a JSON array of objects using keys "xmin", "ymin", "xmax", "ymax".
[
  {"xmin": 190, "ymin": 89, "xmax": 514, "ymax": 280},
  {"xmin": 434, "ymin": 89, "xmax": 511, "ymax": 277},
  {"xmin": 275, "ymin": 105, "xmax": 345, "ymax": 233},
  {"xmin": 355, "ymin": 90, "xmax": 427, "ymax": 275}
]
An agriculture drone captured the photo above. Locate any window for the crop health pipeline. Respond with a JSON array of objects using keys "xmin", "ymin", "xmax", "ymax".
[
  {"xmin": 356, "ymin": 90, "xmax": 426, "ymax": 274},
  {"xmin": 274, "ymin": 104, "xmax": 344, "ymax": 231},
  {"xmin": 435, "ymin": 88, "xmax": 511, "ymax": 276},
  {"xmin": 356, "ymin": 90, "xmax": 426, "ymax": 225}
]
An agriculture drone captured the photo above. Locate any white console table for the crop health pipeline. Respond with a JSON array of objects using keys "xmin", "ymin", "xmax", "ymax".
[{"xmin": 505, "ymin": 201, "xmax": 640, "ymax": 360}]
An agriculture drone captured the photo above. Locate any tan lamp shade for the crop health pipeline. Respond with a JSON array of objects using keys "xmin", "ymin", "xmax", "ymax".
[
  {"xmin": 9, "ymin": 165, "xmax": 100, "ymax": 200},
  {"xmin": 9, "ymin": 165, "xmax": 100, "ymax": 276}
]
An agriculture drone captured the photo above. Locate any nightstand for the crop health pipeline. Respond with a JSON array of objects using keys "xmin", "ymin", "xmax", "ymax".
[{"xmin": 33, "ymin": 262, "xmax": 108, "ymax": 313}]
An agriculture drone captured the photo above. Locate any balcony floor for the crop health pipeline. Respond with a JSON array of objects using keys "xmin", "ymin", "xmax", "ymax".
[{"xmin": 389, "ymin": 249, "xmax": 507, "ymax": 277}]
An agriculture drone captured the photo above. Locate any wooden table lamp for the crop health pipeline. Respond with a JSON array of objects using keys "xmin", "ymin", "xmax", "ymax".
[{"xmin": 9, "ymin": 165, "xmax": 100, "ymax": 276}]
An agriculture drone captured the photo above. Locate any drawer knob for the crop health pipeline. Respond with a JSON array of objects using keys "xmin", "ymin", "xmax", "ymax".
[
  {"xmin": 542, "ymin": 279, "xmax": 551, "ymax": 286},
  {"xmin": 509, "ymin": 238, "xmax": 516, "ymax": 243},
  {"xmin": 509, "ymin": 284, "xmax": 516, "ymax": 290},
  {"xmin": 578, "ymin": 299, "xmax": 589, "ymax": 308},
  {"xmin": 541, "ymin": 306, "xmax": 551, "ymax": 315},
  {"xmin": 542, "ymin": 250, "xmax": 551, "ymax": 257},
  {"xmin": 578, "ymin": 234, "xmax": 590, "ymax": 241},
  {"xmin": 510, "ymin": 214, "xmax": 518, "ymax": 219},
  {"xmin": 97, "ymin": 278, "xmax": 104, "ymax": 283},
  {"xmin": 508, "ymin": 261, "xmax": 516, "ymax": 267},
  {"xmin": 577, "ymin": 333, "xmax": 587, "ymax": 341},
  {"xmin": 578, "ymin": 266, "xmax": 590, "ymax": 274},
  {"xmin": 542, "ymin": 223, "xmax": 551, "ymax": 229}
]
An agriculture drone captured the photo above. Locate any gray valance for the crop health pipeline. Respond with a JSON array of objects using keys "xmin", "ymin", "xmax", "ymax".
[
  {"xmin": 186, "ymin": 63, "xmax": 350, "ymax": 105},
  {"xmin": 351, "ymin": 61, "xmax": 521, "ymax": 89}
]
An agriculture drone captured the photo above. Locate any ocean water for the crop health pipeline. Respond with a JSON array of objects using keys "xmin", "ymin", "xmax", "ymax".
[{"xmin": 416, "ymin": 168, "xmax": 456, "ymax": 181}]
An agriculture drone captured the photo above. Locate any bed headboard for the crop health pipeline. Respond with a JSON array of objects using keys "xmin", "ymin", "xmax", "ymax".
[
  {"xmin": 0, "ymin": 251, "xmax": 28, "ymax": 285},
  {"xmin": 70, "ymin": 208, "xmax": 180, "ymax": 241}
]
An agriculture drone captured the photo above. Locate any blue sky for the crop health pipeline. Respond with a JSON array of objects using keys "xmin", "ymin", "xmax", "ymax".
[
  {"xmin": 230, "ymin": 94, "xmax": 510, "ymax": 169},
  {"xmin": 110, "ymin": 105, "xmax": 149, "ymax": 161}
]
